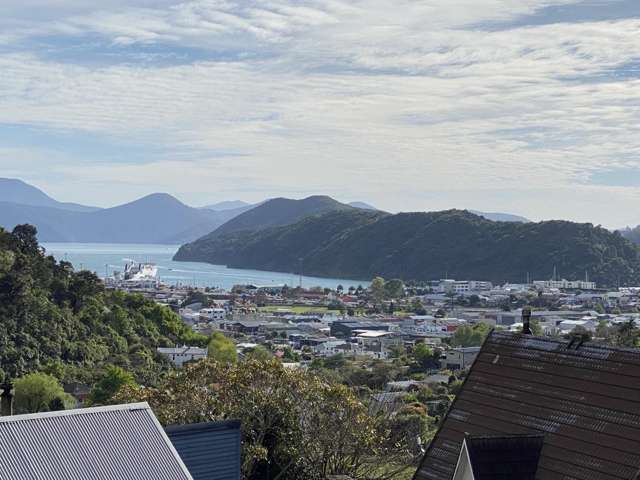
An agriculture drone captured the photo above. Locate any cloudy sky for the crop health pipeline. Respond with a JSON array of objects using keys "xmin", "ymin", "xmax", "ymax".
[{"xmin": 1, "ymin": 0, "xmax": 639, "ymax": 227}]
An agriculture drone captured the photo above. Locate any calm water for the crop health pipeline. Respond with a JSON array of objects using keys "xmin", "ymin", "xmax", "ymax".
[{"xmin": 42, "ymin": 243, "xmax": 368, "ymax": 290}]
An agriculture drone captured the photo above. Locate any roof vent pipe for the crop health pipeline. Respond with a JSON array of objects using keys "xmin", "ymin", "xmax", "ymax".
[{"xmin": 522, "ymin": 307, "xmax": 532, "ymax": 335}]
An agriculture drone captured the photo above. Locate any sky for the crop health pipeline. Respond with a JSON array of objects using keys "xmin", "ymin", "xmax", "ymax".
[{"xmin": 1, "ymin": 0, "xmax": 639, "ymax": 227}]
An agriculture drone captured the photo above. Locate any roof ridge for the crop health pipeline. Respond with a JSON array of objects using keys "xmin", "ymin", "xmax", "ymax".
[
  {"xmin": 0, "ymin": 402, "xmax": 150, "ymax": 424},
  {"xmin": 492, "ymin": 330, "xmax": 640, "ymax": 354}
]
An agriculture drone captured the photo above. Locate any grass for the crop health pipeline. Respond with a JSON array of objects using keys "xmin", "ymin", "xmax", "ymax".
[{"xmin": 258, "ymin": 305, "xmax": 337, "ymax": 314}]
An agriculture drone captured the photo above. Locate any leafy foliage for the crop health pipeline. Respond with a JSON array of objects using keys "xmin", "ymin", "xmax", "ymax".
[
  {"xmin": 448, "ymin": 323, "xmax": 492, "ymax": 347},
  {"xmin": 116, "ymin": 359, "xmax": 414, "ymax": 480},
  {"xmin": 207, "ymin": 332, "xmax": 238, "ymax": 364},
  {"xmin": 0, "ymin": 225, "xmax": 206, "ymax": 385},
  {"xmin": 13, "ymin": 372, "xmax": 75, "ymax": 414},
  {"xmin": 88, "ymin": 366, "xmax": 136, "ymax": 405}
]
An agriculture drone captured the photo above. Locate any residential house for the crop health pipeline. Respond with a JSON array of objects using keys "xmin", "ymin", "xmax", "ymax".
[
  {"xmin": 0, "ymin": 403, "xmax": 193, "ymax": 479},
  {"xmin": 452, "ymin": 435, "xmax": 544, "ymax": 480},
  {"xmin": 166, "ymin": 420, "xmax": 241, "ymax": 480},
  {"xmin": 199, "ymin": 307, "xmax": 226, "ymax": 321},
  {"xmin": 157, "ymin": 345, "xmax": 208, "ymax": 367},
  {"xmin": 414, "ymin": 331, "xmax": 640, "ymax": 480},
  {"xmin": 442, "ymin": 346, "xmax": 480, "ymax": 370},
  {"xmin": 330, "ymin": 320, "xmax": 389, "ymax": 337}
]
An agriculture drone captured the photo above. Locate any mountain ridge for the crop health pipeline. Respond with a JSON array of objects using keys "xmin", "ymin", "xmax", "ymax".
[
  {"xmin": 0, "ymin": 178, "xmax": 99, "ymax": 212},
  {"xmin": 0, "ymin": 189, "xmax": 241, "ymax": 244},
  {"xmin": 174, "ymin": 208, "xmax": 640, "ymax": 286}
]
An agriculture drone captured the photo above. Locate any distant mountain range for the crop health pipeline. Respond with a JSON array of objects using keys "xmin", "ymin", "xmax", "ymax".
[
  {"xmin": 620, "ymin": 226, "xmax": 640, "ymax": 246},
  {"xmin": 202, "ymin": 200, "xmax": 254, "ymax": 211},
  {"xmin": 175, "ymin": 208, "xmax": 640, "ymax": 286},
  {"xmin": 0, "ymin": 177, "xmax": 544, "ymax": 249},
  {"xmin": 0, "ymin": 180, "xmax": 247, "ymax": 244},
  {"xmin": 469, "ymin": 210, "xmax": 530, "ymax": 223},
  {"xmin": 0, "ymin": 179, "xmax": 100, "ymax": 212}
]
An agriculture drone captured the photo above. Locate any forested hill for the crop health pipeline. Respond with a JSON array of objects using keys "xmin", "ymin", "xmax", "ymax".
[
  {"xmin": 174, "ymin": 209, "xmax": 640, "ymax": 286},
  {"xmin": 0, "ymin": 224, "xmax": 205, "ymax": 385},
  {"xmin": 199, "ymin": 195, "xmax": 356, "ymax": 239}
]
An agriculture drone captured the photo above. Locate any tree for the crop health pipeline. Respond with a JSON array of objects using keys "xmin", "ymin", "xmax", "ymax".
[
  {"xmin": 565, "ymin": 326, "xmax": 592, "ymax": 344},
  {"xmin": 14, "ymin": 373, "xmax": 74, "ymax": 414},
  {"xmin": 385, "ymin": 406, "xmax": 433, "ymax": 458},
  {"xmin": 369, "ymin": 277, "xmax": 386, "ymax": 304},
  {"xmin": 116, "ymin": 359, "xmax": 412, "ymax": 480},
  {"xmin": 449, "ymin": 323, "xmax": 492, "ymax": 347},
  {"xmin": 208, "ymin": 332, "xmax": 238, "ymax": 364},
  {"xmin": 468, "ymin": 294, "xmax": 481, "ymax": 307},
  {"xmin": 413, "ymin": 343, "xmax": 440, "ymax": 369},
  {"xmin": 530, "ymin": 319, "xmax": 543, "ymax": 336},
  {"xmin": 384, "ymin": 279, "xmax": 405, "ymax": 299},
  {"xmin": 88, "ymin": 366, "xmax": 135, "ymax": 405},
  {"xmin": 244, "ymin": 345, "xmax": 272, "ymax": 362},
  {"xmin": 411, "ymin": 298, "xmax": 427, "ymax": 315},
  {"xmin": 0, "ymin": 225, "xmax": 207, "ymax": 386},
  {"xmin": 612, "ymin": 320, "xmax": 639, "ymax": 347}
]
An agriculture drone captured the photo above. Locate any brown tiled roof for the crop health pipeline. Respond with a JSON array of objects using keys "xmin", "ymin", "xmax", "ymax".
[{"xmin": 414, "ymin": 331, "xmax": 640, "ymax": 480}]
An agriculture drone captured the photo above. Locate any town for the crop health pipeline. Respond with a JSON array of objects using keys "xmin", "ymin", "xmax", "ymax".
[{"xmin": 130, "ymin": 275, "xmax": 633, "ymax": 372}]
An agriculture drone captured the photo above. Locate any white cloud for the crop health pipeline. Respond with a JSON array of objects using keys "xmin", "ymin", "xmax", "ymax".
[{"xmin": 0, "ymin": 0, "xmax": 640, "ymax": 226}]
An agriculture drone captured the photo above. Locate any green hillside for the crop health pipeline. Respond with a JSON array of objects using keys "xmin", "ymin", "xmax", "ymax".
[
  {"xmin": 175, "ymin": 209, "xmax": 640, "ymax": 286},
  {"xmin": 0, "ymin": 224, "xmax": 205, "ymax": 385}
]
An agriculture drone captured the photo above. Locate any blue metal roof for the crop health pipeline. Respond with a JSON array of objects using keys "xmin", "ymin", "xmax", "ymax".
[
  {"xmin": 166, "ymin": 420, "xmax": 241, "ymax": 480},
  {"xmin": 0, "ymin": 402, "xmax": 193, "ymax": 480}
]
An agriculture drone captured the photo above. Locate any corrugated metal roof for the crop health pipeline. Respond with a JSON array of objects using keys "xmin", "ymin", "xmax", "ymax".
[
  {"xmin": 414, "ymin": 331, "xmax": 640, "ymax": 480},
  {"xmin": 166, "ymin": 420, "xmax": 241, "ymax": 480},
  {"xmin": 0, "ymin": 402, "xmax": 193, "ymax": 480}
]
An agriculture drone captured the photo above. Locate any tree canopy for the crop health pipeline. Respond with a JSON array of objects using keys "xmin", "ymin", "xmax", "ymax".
[
  {"xmin": 116, "ymin": 359, "xmax": 416, "ymax": 480},
  {"xmin": 0, "ymin": 225, "xmax": 206, "ymax": 385},
  {"xmin": 13, "ymin": 372, "xmax": 75, "ymax": 414},
  {"xmin": 207, "ymin": 332, "xmax": 238, "ymax": 364}
]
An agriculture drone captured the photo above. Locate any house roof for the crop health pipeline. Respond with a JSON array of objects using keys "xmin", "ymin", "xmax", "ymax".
[
  {"xmin": 158, "ymin": 346, "xmax": 208, "ymax": 355},
  {"xmin": 0, "ymin": 402, "xmax": 193, "ymax": 480},
  {"xmin": 458, "ymin": 434, "xmax": 544, "ymax": 480},
  {"xmin": 166, "ymin": 420, "xmax": 241, "ymax": 480},
  {"xmin": 414, "ymin": 331, "xmax": 640, "ymax": 480}
]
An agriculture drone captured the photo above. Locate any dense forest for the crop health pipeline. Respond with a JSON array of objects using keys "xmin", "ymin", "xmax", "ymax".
[
  {"xmin": 175, "ymin": 209, "xmax": 640, "ymax": 287},
  {"xmin": 0, "ymin": 224, "xmax": 205, "ymax": 386}
]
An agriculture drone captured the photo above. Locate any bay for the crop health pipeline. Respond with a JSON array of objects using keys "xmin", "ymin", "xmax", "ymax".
[{"xmin": 42, "ymin": 243, "xmax": 368, "ymax": 290}]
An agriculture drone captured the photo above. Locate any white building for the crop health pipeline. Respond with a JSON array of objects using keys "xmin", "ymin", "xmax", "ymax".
[
  {"xmin": 312, "ymin": 339, "xmax": 348, "ymax": 357},
  {"xmin": 157, "ymin": 345, "xmax": 208, "ymax": 367},
  {"xmin": 199, "ymin": 307, "xmax": 226, "ymax": 321},
  {"xmin": 533, "ymin": 279, "xmax": 596, "ymax": 290},
  {"xmin": 438, "ymin": 279, "xmax": 493, "ymax": 294},
  {"xmin": 557, "ymin": 319, "xmax": 597, "ymax": 334}
]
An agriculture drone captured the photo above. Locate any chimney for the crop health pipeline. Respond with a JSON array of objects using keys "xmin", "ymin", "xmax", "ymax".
[
  {"xmin": 0, "ymin": 382, "xmax": 13, "ymax": 416},
  {"xmin": 522, "ymin": 307, "xmax": 532, "ymax": 335}
]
